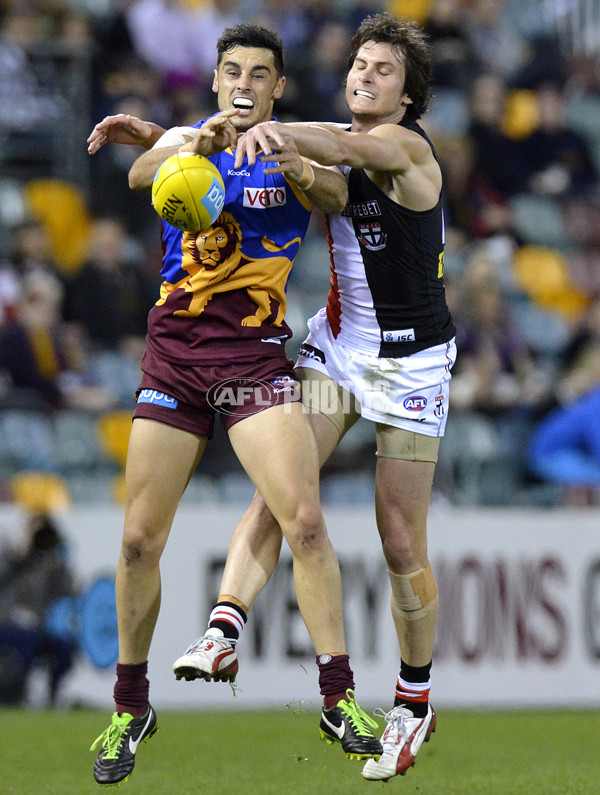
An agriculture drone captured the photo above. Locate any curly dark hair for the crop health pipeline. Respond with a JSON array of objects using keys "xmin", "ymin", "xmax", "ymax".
[
  {"xmin": 347, "ymin": 13, "xmax": 432, "ymax": 121},
  {"xmin": 217, "ymin": 24, "xmax": 284, "ymax": 76}
]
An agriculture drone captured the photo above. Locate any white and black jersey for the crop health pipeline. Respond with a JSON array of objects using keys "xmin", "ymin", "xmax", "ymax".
[{"xmin": 325, "ymin": 120, "xmax": 455, "ymax": 357}]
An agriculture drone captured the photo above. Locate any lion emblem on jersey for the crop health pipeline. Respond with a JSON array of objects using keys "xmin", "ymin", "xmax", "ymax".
[
  {"xmin": 188, "ymin": 215, "xmax": 241, "ymax": 274},
  {"xmin": 158, "ymin": 211, "xmax": 299, "ymax": 327}
]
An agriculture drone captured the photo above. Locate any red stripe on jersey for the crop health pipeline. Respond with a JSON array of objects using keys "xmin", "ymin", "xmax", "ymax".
[{"xmin": 325, "ymin": 215, "xmax": 341, "ymax": 338}]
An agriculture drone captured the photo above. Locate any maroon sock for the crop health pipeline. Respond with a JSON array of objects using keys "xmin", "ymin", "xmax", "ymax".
[
  {"xmin": 113, "ymin": 661, "xmax": 149, "ymax": 717},
  {"xmin": 316, "ymin": 653, "xmax": 355, "ymax": 709}
]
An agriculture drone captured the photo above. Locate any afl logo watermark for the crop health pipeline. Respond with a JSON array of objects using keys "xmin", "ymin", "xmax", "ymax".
[
  {"xmin": 404, "ymin": 396, "xmax": 427, "ymax": 411},
  {"xmin": 207, "ymin": 378, "xmax": 273, "ymax": 416},
  {"xmin": 207, "ymin": 377, "xmax": 299, "ymax": 415}
]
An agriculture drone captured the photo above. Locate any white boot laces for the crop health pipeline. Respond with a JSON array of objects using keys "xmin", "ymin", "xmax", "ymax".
[{"xmin": 373, "ymin": 706, "xmax": 408, "ymax": 754}]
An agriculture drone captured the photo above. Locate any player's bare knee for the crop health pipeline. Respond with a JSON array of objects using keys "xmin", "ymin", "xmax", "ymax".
[
  {"xmin": 121, "ymin": 540, "xmax": 146, "ymax": 567},
  {"xmin": 388, "ymin": 563, "xmax": 438, "ymax": 621},
  {"xmin": 298, "ymin": 499, "xmax": 324, "ymax": 535},
  {"xmin": 120, "ymin": 528, "xmax": 163, "ymax": 568},
  {"xmin": 283, "ymin": 500, "xmax": 326, "ymax": 552},
  {"xmin": 381, "ymin": 533, "xmax": 417, "ymax": 571}
]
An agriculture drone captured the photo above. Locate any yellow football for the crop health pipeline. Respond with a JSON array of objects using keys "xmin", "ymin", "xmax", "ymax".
[{"xmin": 151, "ymin": 152, "xmax": 225, "ymax": 232}]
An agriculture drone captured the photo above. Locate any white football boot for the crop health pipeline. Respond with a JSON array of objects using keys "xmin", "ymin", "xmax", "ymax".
[
  {"xmin": 173, "ymin": 628, "xmax": 238, "ymax": 682},
  {"xmin": 362, "ymin": 703, "xmax": 436, "ymax": 780}
]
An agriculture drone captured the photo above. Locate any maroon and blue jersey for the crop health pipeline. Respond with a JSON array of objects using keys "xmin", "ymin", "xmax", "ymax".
[{"xmin": 148, "ymin": 117, "xmax": 313, "ymax": 364}]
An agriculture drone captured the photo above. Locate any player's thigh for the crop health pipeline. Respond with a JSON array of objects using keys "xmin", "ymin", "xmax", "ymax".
[
  {"xmin": 375, "ymin": 425, "xmax": 437, "ymax": 568},
  {"xmin": 125, "ymin": 417, "xmax": 207, "ymax": 538},
  {"xmin": 227, "ymin": 402, "xmax": 321, "ymax": 524},
  {"xmin": 296, "ymin": 366, "xmax": 359, "ymax": 466}
]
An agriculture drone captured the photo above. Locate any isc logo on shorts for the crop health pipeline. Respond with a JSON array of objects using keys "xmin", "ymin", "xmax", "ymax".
[
  {"xmin": 383, "ymin": 328, "xmax": 416, "ymax": 343},
  {"xmin": 137, "ymin": 389, "xmax": 178, "ymax": 409},
  {"xmin": 404, "ymin": 396, "xmax": 427, "ymax": 411}
]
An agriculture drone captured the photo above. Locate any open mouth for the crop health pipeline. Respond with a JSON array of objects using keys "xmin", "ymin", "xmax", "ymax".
[
  {"xmin": 232, "ymin": 97, "xmax": 255, "ymax": 110},
  {"xmin": 355, "ymin": 89, "xmax": 375, "ymax": 100}
]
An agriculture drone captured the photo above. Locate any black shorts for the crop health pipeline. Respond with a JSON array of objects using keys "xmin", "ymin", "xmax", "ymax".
[{"xmin": 133, "ymin": 347, "xmax": 301, "ymax": 438}]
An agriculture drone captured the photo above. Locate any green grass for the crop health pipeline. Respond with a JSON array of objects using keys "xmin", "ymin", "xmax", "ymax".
[{"xmin": 3, "ymin": 706, "xmax": 599, "ymax": 794}]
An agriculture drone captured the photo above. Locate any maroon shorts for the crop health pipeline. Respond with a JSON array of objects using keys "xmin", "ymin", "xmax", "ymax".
[{"xmin": 133, "ymin": 347, "xmax": 301, "ymax": 438}]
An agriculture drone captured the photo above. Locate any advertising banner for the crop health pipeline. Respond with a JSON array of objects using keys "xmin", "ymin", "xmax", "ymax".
[{"xmin": 1, "ymin": 505, "xmax": 598, "ymax": 710}]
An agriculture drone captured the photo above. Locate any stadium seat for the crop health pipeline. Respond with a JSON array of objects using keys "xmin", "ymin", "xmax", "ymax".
[
  {"xmin": 438, "ymin": 414, "xmax": 531, "ymax": 505},
  {"xmin": 0, "ymin": 177, "xmax": 28, "ymax": 230},
  {"xmin": 508, "ymin": 195, "xmax": 568, "ymax": 249},
  {"xmin": 387, "ymin": 0, "xmax": 434, "ymax": 23},
  {"xmin": 0, "ymin": 409, "xmax": 57, "ymax": 473},
  {"xmin": 88, "ymin": 351, "xmax": 141, "ymax": 408},
  {"xmin": 95, "ymin": 410, "xmax": 133, "ymax": 470},
  {"xmin": 9, "ymin": 470, "xmax": 71, "ymax": 513},
  {"xmin": 24, "ymin": 178, "xmax": 93, "ymax": 274},
  {"xmin": 320, "ymin": 472, "xmax": 374, "ymax": 504},
  {"xmin": 64, "ymin": 470, "xmax": 115, "ymax": 504},
  {"xmin": 509, "ymin": 294, "xmax": 570, "ymax": 356},
  {"xmin": 219, "ymin": 472, "xmax": 258, "ymax": 504},
  {"xmin": 94, "ymin": 410, "xmax": 135, "ymax": 504},
  {"xmin": 288, "ymin": 229, "xmax": 331, "ymax": 292},
  {"xmin": 512, "ymin": 245, "xmax": 590, "ymax": 320},
  {"xmin": 179, "ymin": 475, "xmax": 221, "ymax": 504},
  {"xmin": 502, "ymin": 89, "xmax": 539, "ymax": 139},
  {"xmin": 425, "ymin": 88, "xmax": 470, "ymax": 137},
  {"xmin": 566, "ymin": 93, "xmax": 600, "ymax": 148},
  {"xmin": 53, "ymin": 410, "xmax": 106, "ymax": 473}
]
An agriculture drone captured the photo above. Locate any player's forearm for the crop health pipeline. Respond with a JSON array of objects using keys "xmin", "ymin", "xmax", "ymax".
[
  {"xmin": 301, "ymin": 163, "xmax": 348, "ymax": 214},
  {"xmin": 285, "ymin": 123, "xmax": 354, "ymax": 168},
  {"xmin": 128, "ymin": 145, "xmax": 181, "ymax": 193},
  {"xmin": 286, "ymin": 122, "xmax": 412, "ymax": 174},
  {"xmin": 142, "ymin": 123, "xmax": 168, "ymax": 149}
]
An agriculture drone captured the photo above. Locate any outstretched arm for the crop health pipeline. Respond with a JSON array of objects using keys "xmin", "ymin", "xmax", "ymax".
[
  {"xmin": 235, "ymin": 119, "xmax": 430, "ymax": 175},
  {"xmin": 128, "ymin": 109, "xmax": 240, "ymax": 193},
  {"xmin": 236, "ymin": 124, "xmax": 347, "ymax": 214},
  {"xmin": 87, "ymin": 114, "xmax": 167, "ymax": 155},
  {"xmin": 237, "ymin": 120, "xmax": 441, "ymax": 209}
]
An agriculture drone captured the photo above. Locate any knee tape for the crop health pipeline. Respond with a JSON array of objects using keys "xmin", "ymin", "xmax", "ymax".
[{"xmin": 388, "ymin": 564, "xmax": 438, "ymax": 621}]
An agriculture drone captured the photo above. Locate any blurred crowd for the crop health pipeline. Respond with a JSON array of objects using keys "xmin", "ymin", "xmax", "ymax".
[
  {"xmin": 0, "ymin": 511, "xmax": 77, "ymax": 706},
  {"xmin": 1, "ymin": 0, "xmax": 600, "ymax": 507}
]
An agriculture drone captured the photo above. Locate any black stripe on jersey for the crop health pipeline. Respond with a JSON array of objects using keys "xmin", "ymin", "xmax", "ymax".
[{"xmin": 345, "ymin": 120, "xmax": 455, "ymax": 357}]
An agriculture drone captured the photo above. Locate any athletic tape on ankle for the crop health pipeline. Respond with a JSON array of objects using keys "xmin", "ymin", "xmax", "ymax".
[{"xmin": 388, "ymin": 564, "xmax": 438, "ymax": 621}]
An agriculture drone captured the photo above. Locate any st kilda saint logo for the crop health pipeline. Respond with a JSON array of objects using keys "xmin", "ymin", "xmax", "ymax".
[{"xmin": 357, "ymin": 221, "xmax": 387, "ymax": 251}]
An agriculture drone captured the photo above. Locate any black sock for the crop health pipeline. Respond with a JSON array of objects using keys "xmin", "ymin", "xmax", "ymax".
[
  {"xmin": 208, "ymin": 601, "xmax": 247, "ymax": 640},
  {"xmin": 394, "ymin": 660, "xmax": 432, "ymax": 718}
]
